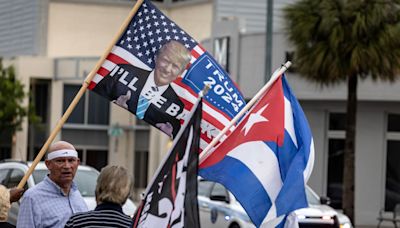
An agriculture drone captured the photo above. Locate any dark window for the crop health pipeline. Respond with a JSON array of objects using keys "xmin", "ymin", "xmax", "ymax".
[
  {"xmin": 88, "ymin": 92, "xmax": 109, "ymax": 125},
  {"xmin": 77, "ymin": 149, "xmax": 83, "ymax": 161},
  {"xmin": 76, "ymin": 149, "xmax": 108, "ymax": 172},
  {"xmin": 28, "ymin": 147, "xmax": 46, "ymax": 161},
  {"xmin": 0, "ymin": 129, "xmax": 12, "ymax": 158},
  {"xmin": 134, "ymin": 150, "xmax": 148, "ymax": 188},
  {"xmin": 385, "ymin": 140, "xmax": 400, "ymax": 211},
  {"xmin": 329, "ymin": 113, "xmax": 347, "ymax": 131},
  {"xmin": 64, "ymin": 85, "xmax": 109, "ymax": 125},
  {"xmin": 64, "ymin": 85, "xmax": 85, "ymax": 124},
  {"xmin": 0, "ymin": 148, "xmax": 11, "ymax": 160},
  {"xmin": 327, "ymin": 139, "xmax": 345, "ymax": 209},
  {"xmin": 86, "ymin": 150, "xmax": 108, "ymax": 171},
  {"xmin": 388, "ymin": 114, "xmax": 400, "ymax": 132},
  {"xmin": 32, "ymin": 80, "xmax": 49, "ymax": 123}
]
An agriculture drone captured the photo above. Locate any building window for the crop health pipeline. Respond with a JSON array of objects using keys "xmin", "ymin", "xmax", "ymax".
[
  {"xmin": 28, "ymin": 79, "xmax": 51, "ymax": 161},
  {"xmin": 385, "ymin": 114, "xmax": 400, "ymax": 211},
  {"xmin": 134, "ymin": 130, "xmax": 150, "ymax": 188},
  {"xmin": 327, "ymin": 112, "xmax": 346, "ymax": 209},
  {"xmin": 0, "ymin": 147, "xmax": 11, "ymax": 160},
  {"xmin": 134, "ymin": 150, "xmax": 148, "ymax": 188},
  {"xmin": 388, "ymin": 114, "xmax": 400, "ymax": 132},
  {"xmin": 62, "ymin": 84, "xmax": 110, "ymax": 171},
  {"xmin": 0, "ymin": 129, "xmax": 12, "ymax": 160},
  {"xmin": 327, "ymin": 139, "xmax": 344, "ymax": 209},
  {"xmin": 329, "ymin": 113, "xmax": 347, "ymax": 131},
  {"xmin": 88, "ymin": 92, "xmax": 110, "ymax": 125},
  {"xmin": 63, "ymin": 85, "xmax": 109, "ymax": 125},
  {"xmin": 77, "ymin": 149, "xmax": 108, "ymax": 172}
]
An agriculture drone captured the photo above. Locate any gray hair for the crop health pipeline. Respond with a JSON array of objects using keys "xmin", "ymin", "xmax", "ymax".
[{"xmin": 95, "ymin": 165, "xmax": 132, "ymax": 205}]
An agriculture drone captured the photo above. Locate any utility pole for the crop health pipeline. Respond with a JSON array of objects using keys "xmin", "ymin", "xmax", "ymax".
[{"xmin": 265, "ymin": 0, "xmax": 273, "ymax": 83}]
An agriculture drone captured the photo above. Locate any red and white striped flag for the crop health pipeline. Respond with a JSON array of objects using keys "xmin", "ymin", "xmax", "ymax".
[{"xmin": 89, "ymin": 0, "xmax": 246, "ymax": 152}]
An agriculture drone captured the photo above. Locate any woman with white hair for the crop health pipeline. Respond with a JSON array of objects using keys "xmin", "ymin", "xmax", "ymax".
[
  {"xmin": 0, "ymin": 185, "xmax": 24, "ymax": 228},
  {"xmin": 65, "ymin": 165, "xmax": 133, "ymax": 228}
]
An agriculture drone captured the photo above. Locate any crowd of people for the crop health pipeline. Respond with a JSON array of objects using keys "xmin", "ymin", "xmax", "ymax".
[{"xmin": 1, "ymin": 140, "xmax": 135, "ymax": 228}]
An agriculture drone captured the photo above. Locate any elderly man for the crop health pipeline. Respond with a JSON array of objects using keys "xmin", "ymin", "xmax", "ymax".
[{"xmin": 17, "ymin": 141, "xmax": 88, "ymax": 228}]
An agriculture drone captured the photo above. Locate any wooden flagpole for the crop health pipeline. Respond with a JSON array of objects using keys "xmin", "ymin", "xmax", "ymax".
[
  {"xmin": 17, "ymin": 0, "xmax": 144, "ymax": 189},
  {"xmin": 198, "ymin": 61, "xmax": 292, "ymax": 164}
]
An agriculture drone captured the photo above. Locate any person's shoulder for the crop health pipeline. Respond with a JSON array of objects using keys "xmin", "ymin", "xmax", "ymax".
[
  {"xmin": 23, "ymin": 180, "xmax": 51, "ymax": 198},
  {"xmin": 22, "ymin": 184, "xmax": 40, "ymax": 198},
  {"xmin": 0, "ymin": 222, "xmax": 15, "ymax": 228},
  {"xmin": 68, "ymin": 210, "xmax": 92, "ymax": 220}
]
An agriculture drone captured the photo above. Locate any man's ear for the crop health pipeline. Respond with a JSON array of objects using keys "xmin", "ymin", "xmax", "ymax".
[
  {"xmin": 45, "ymin": 159, "xmax": 51, "ymax": 169},
  {"xmin": 77, "ymin": 158, "xmax": 81, "ymax": 165}
]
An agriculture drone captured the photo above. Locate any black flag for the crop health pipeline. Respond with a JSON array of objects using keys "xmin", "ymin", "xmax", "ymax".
[{"xmin": 132, "ymin": 98, "xmax": 202, "ymax": 228}]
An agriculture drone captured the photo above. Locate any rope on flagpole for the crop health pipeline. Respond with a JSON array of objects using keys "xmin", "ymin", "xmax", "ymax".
[
  {"xmin": 17, "ymin": 0, "xmax": 145, "ymax": 189},
  {"xmin": 198, "ymin": 61, "xmax": 292, "ymax": 164}
]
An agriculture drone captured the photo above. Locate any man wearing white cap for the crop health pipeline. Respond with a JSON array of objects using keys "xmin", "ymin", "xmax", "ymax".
[{"xmin": 17, "ymin": 141, "xmax": 88, "ymax": 228}]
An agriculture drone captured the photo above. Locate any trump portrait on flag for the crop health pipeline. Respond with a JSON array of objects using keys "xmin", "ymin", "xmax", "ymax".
[
  {"xmin": 92, "ymin": 40, "xmax": 190, "ymax": 137},
  {"xmin": 88, "ymin": 0, "xmax": 246, "ymax": 151}
]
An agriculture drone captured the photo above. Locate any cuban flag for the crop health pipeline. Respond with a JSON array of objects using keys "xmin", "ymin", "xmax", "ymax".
[{"xmin": 199, "ymin": 74, "xmax": 315, "ymax": 227}]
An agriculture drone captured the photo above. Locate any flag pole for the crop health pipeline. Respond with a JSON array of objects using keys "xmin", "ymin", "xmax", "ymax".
[
  {"xmin": 199, "ymin": 61, "xmax": 292, "ymax": 164},
  {"xmin": 17, "ymin": 0, "xmax": 144, "ymax": 189}
]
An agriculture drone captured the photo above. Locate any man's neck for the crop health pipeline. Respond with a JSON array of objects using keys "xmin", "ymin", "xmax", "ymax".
[
  {"xmin": 59, "ymin": 184, "xmax": 71, "ymax": 195},
  {"xmin": 48, "ymin": 176, "xmax": 72, "ymax": 195}
]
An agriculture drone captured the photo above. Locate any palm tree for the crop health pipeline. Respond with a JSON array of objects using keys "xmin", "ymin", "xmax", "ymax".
[{"xmin": 283, "ymin": 0, "xmax": 400, "ymax": 223}]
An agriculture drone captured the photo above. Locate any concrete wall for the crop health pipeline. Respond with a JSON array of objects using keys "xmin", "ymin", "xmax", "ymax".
[{"xmin": 47, "ymin": 1, "xmax": 131, "ymax": 57}]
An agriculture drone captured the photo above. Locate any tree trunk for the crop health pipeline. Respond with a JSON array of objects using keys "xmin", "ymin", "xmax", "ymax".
[{"xmin": 342, "ymin": 74, "xmax": 357, "ymax": 223}]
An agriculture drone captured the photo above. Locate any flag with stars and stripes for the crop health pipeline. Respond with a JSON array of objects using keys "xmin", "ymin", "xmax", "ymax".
[{"xmin": 88, "ymin": 0, "xmax": 246, "ymax": 152}]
